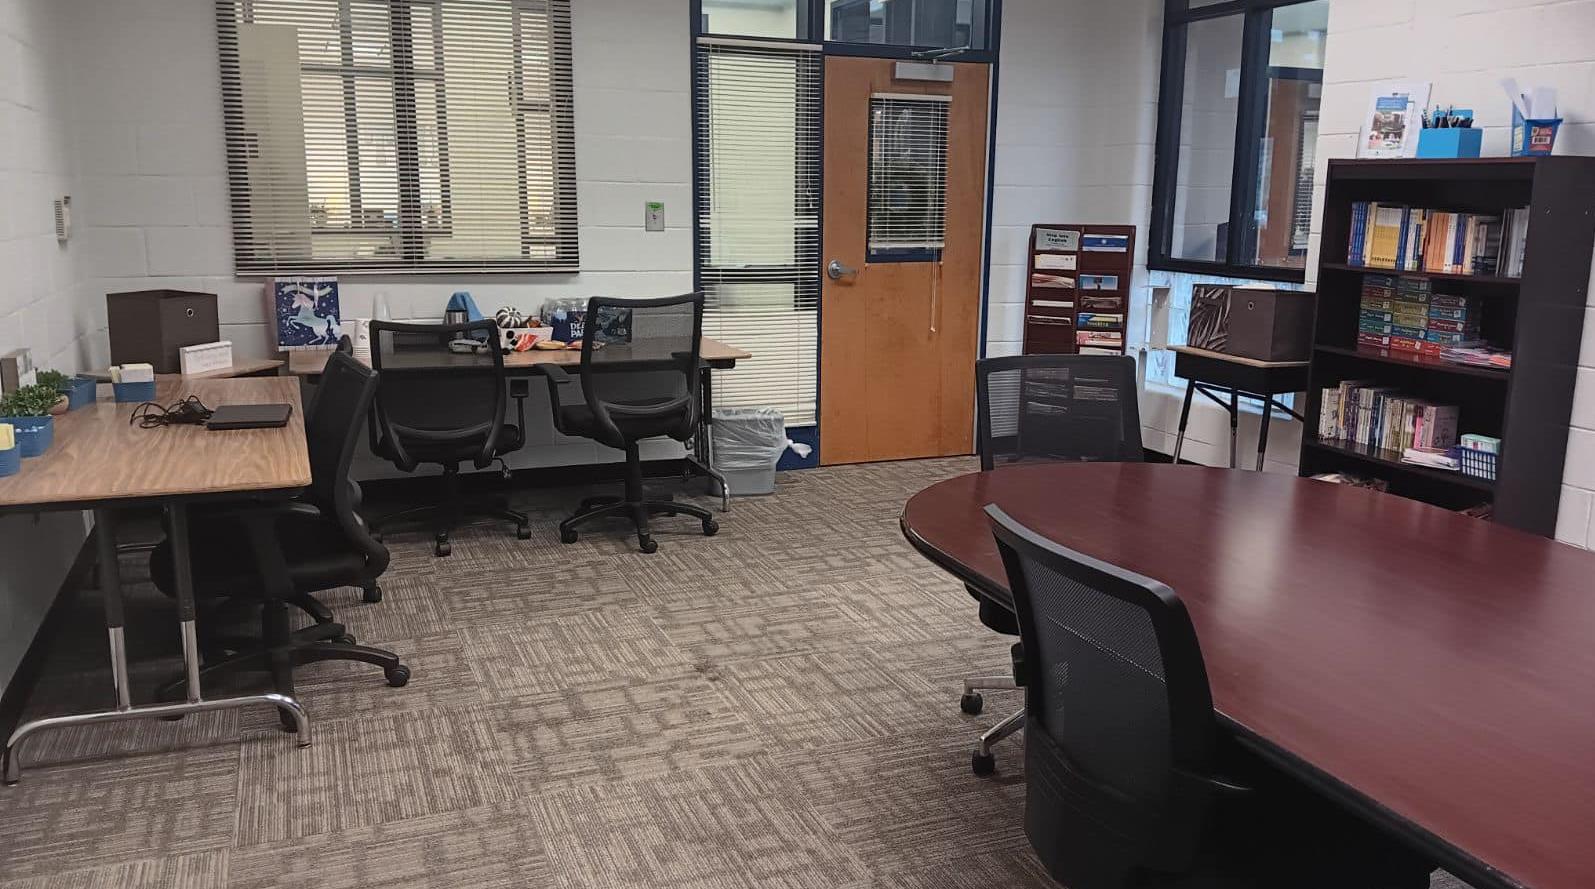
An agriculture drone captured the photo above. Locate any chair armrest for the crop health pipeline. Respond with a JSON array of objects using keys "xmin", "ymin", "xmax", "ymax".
[
  {"xmin": 205, "ymin": 499, "xmax": 324, "ymax": 523},
  {"xmin": 540, "ymin": 364, "xmax": 575, "ymax": 384}
]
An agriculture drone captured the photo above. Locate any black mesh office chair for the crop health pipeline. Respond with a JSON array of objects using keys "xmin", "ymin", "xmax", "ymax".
[
  {"xmin": 985, "ymin": 505, "xmax": 1434, "ymax": 888},
  {"xmin": 543, "ymin": 294, "xmax": 718, "ymax": 554},
  {"xmin": 963, "ymin": 354, "xmax": 1144, "ymax": 774},
  {"xmin": 152, "ymin": 352, "xmax": 409, "ymax": 720},
  {"xmin": 368, "ymin": 319, "xmax": 529, "ymax": 557}
]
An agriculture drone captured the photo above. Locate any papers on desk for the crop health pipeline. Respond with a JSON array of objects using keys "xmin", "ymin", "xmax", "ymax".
[{"xmin": 1400, "ymin": 447, "xmax": 1459, "ymax": 471}]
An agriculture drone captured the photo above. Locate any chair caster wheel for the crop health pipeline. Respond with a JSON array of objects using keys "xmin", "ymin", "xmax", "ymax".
[
  {"xmin": 363, "ymin": 584, "xmax": 383, "ymax": 604},
  {"xmin": 434, "ymin": 540, "xmax": 451, "ymax": 557},
  {"xmin": 960, "ymin": 692, "xmax": 983, "ymax": 715},
  {"xmin": 972, "ymin": 750, "xmax": 996, "ymax": 776},
  {"xmin": 702, "ymin": 519, "xmax": 719, "ymax": 537},
  {"xmin": 334, "ymin": 634, "xmax": 356, "ymax": 646},
  {"xmin": 639, "ymin": 536, "xmax": 659, "ymax": 554},
  {"xmin": 560, "ymin": 528, "xmax": 578, "ymax": 544},
  {"xmin": 386, "ymin": 665, "xmax": 411, "ymax": 688},
  {"xmin": 516, "ymin": 524, "xmax": 531, "ymax": 540}
]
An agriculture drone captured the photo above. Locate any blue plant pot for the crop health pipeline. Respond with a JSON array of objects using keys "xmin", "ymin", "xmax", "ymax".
[
  {"xmin": 114, "ymin": 380, "xmax": 157, "ymax": 403},
  {"xmin": 0, "ymin": 443, "xmax": 19, "ymax": 477},
  {"xmin": 4, "ymin": 415, "xmax": 54, "ymax": 458},
  {"xmin": 61, "ymin": 376, "xmax": 98, "ymax": 410}
]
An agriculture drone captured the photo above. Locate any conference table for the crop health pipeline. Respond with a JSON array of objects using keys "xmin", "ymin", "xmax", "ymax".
[{"xmin": 900, "ymin": 463, "xmax": 1595, "ymax": 889}]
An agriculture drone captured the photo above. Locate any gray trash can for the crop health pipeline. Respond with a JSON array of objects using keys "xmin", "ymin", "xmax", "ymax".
[{"xmin": 712, "ymin": 408, "xmax": 804, "ymax": 496}]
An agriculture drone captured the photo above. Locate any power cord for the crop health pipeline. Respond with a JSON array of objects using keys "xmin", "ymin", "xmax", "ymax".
[{"xmin": 130, "ymin": 396, "xmax": 214, "ymax": 429}]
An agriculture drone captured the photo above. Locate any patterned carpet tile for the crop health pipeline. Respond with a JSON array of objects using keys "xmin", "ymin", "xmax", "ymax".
[
  {"xmin": 644, "ymin": 587, "xmax": 875, "ymax": 665},
  {"xmin": 460, "ymin": 605, "xmax": 694, "ymax": 701},
  {"xmin": 523, "ymin": 758, "xmax": 871, "ymax": 889},
  {"xmin": 0, "ymin": 747, "xmax": 239, "ymax": 880},
  {"xmin": 7, "ymin": 708, "xmax": 241, "ymax": 771},
  {"xmin": 0, "ymin": 850, "xmax": 229, "ymax": 889},
  {"xmin": 487, "ymin": 673, "xmax": 765, "ymax": 792},
  {"xmin": 234, "ymin": 705, "xmax": 518, "ymax": 847},
  {"xmin": 227, "ymin": 802, "xmax": 553, "ymax": 889}
]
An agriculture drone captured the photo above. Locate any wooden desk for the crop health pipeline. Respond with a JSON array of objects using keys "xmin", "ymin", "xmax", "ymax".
[
  {"xmin": 901, "ymin": 463, "xmax": 1595, "ymax": 889},
  {"xmin": 84, "ymin": 358, "xmax": 285, "ymax": 382},
  {"xmin": 0, "ymin": 378, "xmax": 314, "ymax": 781},
  {"xmin": 284, "ymin": 337, "xmax": 751, "ymax": 376},
  {"xmin": 1169, "ymin": 346, "xmax": 1309, "ymax": 470}
]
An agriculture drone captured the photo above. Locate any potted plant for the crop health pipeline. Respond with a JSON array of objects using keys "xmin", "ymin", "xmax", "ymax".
[
  {"xmin": 37, "ymin": 368, "xmax": 96, "ymax": 411},
  {"xmin": 0, "ymin": 384, "xmax": 62, "ymax": 457}
]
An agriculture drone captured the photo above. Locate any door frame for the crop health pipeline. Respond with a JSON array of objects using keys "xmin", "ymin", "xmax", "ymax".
[{"xmin": 687, "ymin": 0, "xmax": 1005, "ymax": 464}]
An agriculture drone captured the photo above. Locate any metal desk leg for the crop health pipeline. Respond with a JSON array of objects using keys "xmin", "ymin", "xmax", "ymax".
[
  {"xmin": 3, "ymin": 504, "xmax": 311, "ymax": 785},
  {"xmin": 1256, "ymin": 398, "xmax": 1275, "ymax": 472},
  {"xmin": 687, "ymin": 365, "xmax": 730, "ymax": 512},
  {"xmin": 1172, "ymin": 382, "xmax": 1196, "ymax": 463},
  {"xmin": 1228, "ymin": 389, "xmax": 1239, "ymax": 469}
]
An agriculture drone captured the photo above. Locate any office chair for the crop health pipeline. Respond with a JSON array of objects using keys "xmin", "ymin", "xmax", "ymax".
[
  {"xmin": 152, "ymin": 352, "xmax": 409, "ymax": 722},
  {"xmin": 985, "ymin": 506, "xmax": 1433, "ymax": 889},
  {"xmin": 963, "ymin": 354, "xmax": 1144, "ymax": 774},
  {"xmin": 368, "ymin": 319, "xmax": 529, "ymax": 557},
  {"xmin": 542, "ymin": 293, "xmax": 719, "ymax": 554}
]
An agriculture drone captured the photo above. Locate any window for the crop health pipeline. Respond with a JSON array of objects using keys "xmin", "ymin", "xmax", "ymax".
[
  {"xmin": 216, "ymin": 0, "xmax": 577, "ymax": 274},
  {"xmin": 866, "ymin": 95, "xmax": 950, "ymax": 260},
  {"xmin": 694, "ymin": 42, "xmax": 822, "ymax": 426},
  {"xmin": 696, "ymin": 0, "xmax": 995, "ymax": 57},
  {"xmin": 1150, "ymin": 0, "xmax": 1326, "ymax": 282}
]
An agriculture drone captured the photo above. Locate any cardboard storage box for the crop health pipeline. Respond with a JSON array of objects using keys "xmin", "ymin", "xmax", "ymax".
[
  {"xmin": 1187, "ymin": 284, "xmax": 1314, "ymax": 362},
  {"xmin": 107, "ymin": 290, "xmax": 221, "ymax": 374}
]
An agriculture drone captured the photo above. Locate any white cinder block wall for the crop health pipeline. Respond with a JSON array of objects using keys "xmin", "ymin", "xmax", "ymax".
[
  {"xmin": 1308, "ymin": 0, "xmax": 1595, "ymax": 549},
  {"xmin": 65, "ymin": 0, "xmax": 696, "ymax": 473},
  {"xmin": 0, "ymin": 0, "xmax": 96, "ymax": 696}
]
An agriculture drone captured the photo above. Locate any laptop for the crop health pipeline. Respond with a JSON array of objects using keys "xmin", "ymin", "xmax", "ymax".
[{"xmin": 206, "ymin": 403, "xmax": 294, "ymax": 430}]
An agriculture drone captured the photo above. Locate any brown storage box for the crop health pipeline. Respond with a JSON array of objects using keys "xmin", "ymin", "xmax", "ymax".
[
  {"xmin": 107, "ymin": 290, "xmax": 221, "ymax": 374},
  {"xmin": 1187, "ymin": 285, "xmax": 1314, "ymax": 362}
]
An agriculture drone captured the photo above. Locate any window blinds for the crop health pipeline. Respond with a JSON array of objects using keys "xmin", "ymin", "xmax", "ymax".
[
  {"xmin": 694, "ymin": 41, "xmax": 822, "ymax": 426},
  {"xmin": 866, "ymin": 95, "xmax": 950, "ymax": 254},
  {"xmin": 215, "ymin": 0, "xmax": 577, "ymax": 274}
]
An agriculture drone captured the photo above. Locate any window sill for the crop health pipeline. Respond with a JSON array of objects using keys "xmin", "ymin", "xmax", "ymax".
[{"xmin": 1145, "ymin": 256, "xmax": 1307, "ymax": 285}]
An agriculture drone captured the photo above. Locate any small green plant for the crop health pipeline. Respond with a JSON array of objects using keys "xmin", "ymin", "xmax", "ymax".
[
  {"xmin": 0, "ymin": 384, "xmax": 63, "ymax": 417},
  {"xmin": 34, "ymin": 369, "xmax": 69, "ymax": 390}
]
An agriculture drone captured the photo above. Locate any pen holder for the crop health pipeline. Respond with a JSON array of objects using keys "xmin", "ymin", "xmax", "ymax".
[
  {"xmin": 1416, "ymin": 127, "xmax": 1482, "ymax": 159},
  {"xmin": 61, "ymin": 375, "xmax": 98, "ymax": 410},
  {"xmin": 1511, "ymin": 108, "xmax": 1561, "ymax": 156},
  {"xmin": 3, "ymin": 415, "xmax": 54, "ymax": 458},
  {"xmin": 0, "ymin": 442, "xmax": 18, "ymax": 477},
  {"xmin": 114, "ymin": 380, "xmax": 157, "ymax": 403}
]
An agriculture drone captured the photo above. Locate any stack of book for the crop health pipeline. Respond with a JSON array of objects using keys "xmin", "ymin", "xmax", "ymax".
[
  {"xmin": 1356, "ymin": 275, "xmax": 1481, "ymax": 356},
  {"xmin": 1346, "ymin": 203, "xmax": 1528, "ymax": 277},
  {"xmin": 1318, "ymin": 380, "xmax": 1460, "ymax": 453}
]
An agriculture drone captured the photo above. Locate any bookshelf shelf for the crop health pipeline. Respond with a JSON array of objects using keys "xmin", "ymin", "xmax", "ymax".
[
  {"xmin": 1302, "ymin": 440, "xmax": 1495, "ymax": 493},
  {"xmin": 1320, "ymin": 263, "xmax": 1520, "ymax": 288},
  {"xmin": 1301, "ymin": 157, "xmax": 1595, "ymax": 538},
  {"xmin": 1312, "ymin": 345, "xmax": 1510, "ymax": 381}
]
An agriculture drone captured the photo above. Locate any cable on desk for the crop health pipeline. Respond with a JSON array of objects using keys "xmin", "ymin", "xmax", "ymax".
[{"xmin": 130, "ymin": 396, "xmax": 214, "ymax": 429}]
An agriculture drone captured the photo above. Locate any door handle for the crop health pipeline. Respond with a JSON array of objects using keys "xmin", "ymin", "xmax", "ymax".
[{"xmin": 827, "ymin": 259, "xmax": 858, "ymax": 281}]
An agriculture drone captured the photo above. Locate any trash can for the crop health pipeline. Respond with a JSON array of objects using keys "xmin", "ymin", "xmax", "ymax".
[{"xmin": 711, "ymin": 408, "xmax": 809, "ymax": 496}]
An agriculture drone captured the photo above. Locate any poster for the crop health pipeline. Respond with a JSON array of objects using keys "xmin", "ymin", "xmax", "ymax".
[{"xmin": 1359, "ymin": 81, "xmax": 1431, "ymax": 159}]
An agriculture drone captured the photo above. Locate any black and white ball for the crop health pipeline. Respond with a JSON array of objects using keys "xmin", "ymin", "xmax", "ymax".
[{"xmin": 494, "ymin": 306, "xmax": 526, "ymax": 329}]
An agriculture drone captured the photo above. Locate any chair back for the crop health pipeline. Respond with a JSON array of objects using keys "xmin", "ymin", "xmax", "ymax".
[
  {"xmin": 975, "ymin": 355, "xmax": 1143, "ymax": 470},
  {"xmin": 986, "ymin": 504, "xmax": 1216, "ymax": 883},
  {"xmin": 307, "ymin": 351, "xmax": 388, "ymax": 572},
  {"xmin": 369, "ymin": 319, "xmax": 507, "ymax": 468},
  {"xmin": 579, "ymin": 294, "xmax": 703, "ymax": 441}
]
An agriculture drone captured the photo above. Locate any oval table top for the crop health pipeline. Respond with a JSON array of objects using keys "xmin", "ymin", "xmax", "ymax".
[{"xmin": 901, "ymin": 463, "xmax": 1595, "ymax": 889}]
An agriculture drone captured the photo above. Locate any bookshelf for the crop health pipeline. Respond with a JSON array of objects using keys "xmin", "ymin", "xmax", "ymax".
[{"xmin": 1301, "ymin": 157, "xmax": 1595, "ymax": 537}]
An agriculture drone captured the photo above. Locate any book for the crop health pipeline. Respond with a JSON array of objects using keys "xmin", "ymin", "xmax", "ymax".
[
  {"xmin": 268, "ymin": 278, "xmax": 342, "ymax": 351},
  {"xmin": 1075, "ymin": 313, "xmax": 1123, "ymax": 330}
]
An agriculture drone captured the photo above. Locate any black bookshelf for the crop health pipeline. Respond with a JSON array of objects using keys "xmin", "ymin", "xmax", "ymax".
[{"xmin": 1301, "ymin": 157, "xmax": 1595, "ymax": 537}]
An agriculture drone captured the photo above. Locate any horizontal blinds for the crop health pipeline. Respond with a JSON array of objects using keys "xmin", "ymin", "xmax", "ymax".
[
  {"xmin": 215, "ymin": 0, "xmax": 577, "ymax": 274},
  {"xmin": 694, "ymin": 42, "xmax": 821, "ymax": 426},
  {"xmin": 867, "ymin": 95, "xmax": 949, "ymax": 252}
]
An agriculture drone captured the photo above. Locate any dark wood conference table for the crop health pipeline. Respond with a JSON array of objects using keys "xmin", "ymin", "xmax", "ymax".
[{"xmin": 901, "ymin": 463, "xmax": 1595, "ymax": 889}]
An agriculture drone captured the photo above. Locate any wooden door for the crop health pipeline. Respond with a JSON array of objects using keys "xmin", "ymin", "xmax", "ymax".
[{"xmin": 819, "ymin": 57, "xmax": 990, "ymax": 465}]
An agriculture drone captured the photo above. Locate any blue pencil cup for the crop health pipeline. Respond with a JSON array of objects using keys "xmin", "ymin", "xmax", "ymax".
[
  {"xmin": 62, "ymin": 376, "xmax": 98, "ymax": 410},
  {"xmin": 0, "ymin": 438, "xmax": 18, "ymax": 478},
  {"xmin": 114, "ymin": 380, "xmax": 157, "ymax": 403},
  {"xmin": 5, "ymin": 415, "xmax": 54, "ymax": 458},
  {"xmin": 1512, "ymin": 107, "xmax": 1562, "ymax": 156},
  {"xmin": 1416, "ymin": 128, "xmax": 1482, "ymax": 159}
]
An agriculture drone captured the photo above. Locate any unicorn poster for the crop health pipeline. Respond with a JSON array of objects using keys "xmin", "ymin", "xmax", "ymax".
[{"xmin": 269, "ymin": 277, "xmax": 342, "ymax": 350}]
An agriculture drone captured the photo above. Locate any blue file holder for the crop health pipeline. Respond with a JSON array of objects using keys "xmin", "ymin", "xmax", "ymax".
[
  {"xmin": 1416, "ymin": 128, "xmax": 1482, "ymax": 159},
  {"xmin": 1511, "ymin": 107, "xmax": 1561, "ymax": 157},
  {"xmin": 114, "ymin": 380, "xmax": 157, "ymax": 403}
]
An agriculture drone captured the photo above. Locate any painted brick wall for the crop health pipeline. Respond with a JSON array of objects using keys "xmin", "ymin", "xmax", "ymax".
[{"xmin": 1308, "ymin": 0, "xmax": 1595, "ymax": 549}]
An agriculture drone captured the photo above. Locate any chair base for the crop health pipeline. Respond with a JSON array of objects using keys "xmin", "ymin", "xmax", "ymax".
[
  {"xmin": 372, "ymin": 465, "xmax": 529, "ymax": 557},
  {"xmin": 560, "ymin": 498, "xmax": 718, "ymax": 554},
  {"xmin": 962, "ymin": 675, "xmax": 1023, "ymax": 776}
]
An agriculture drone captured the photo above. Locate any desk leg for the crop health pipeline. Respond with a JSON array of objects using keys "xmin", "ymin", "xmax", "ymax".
[
  {"xmin": 2, "ymin": 504, "xmax": 311, "ymax": 785},
  {"xmin": 687, "ymin": 365, "xmax": 730, "ymax": 513},
  {"xmin": 1256, "ymin": 399, "xmax": 1274, "ymax": 472},
  {"xmin": 1228, "ymin": 389, "xmax": 1239, "ymax": 470},
  {"xmin": 1172, "ymin": 383, "xmax": 1196, "ymax": 463}
]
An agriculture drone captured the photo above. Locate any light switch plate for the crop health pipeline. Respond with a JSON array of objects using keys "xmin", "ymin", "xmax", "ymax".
[{"xmin": 645, "ymin": 201, "xmax": 665, "ymax": 232}]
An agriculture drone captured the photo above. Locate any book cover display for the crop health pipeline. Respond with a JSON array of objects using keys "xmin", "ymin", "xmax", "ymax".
[{"xmin": 269, "ymin": 278, "xmax": 342, "ymax": 350}]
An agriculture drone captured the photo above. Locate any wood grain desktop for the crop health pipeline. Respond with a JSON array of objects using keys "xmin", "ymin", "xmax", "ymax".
[
  {"xmin": 902, "ymin": 463, "xmax": 1595, "ymax": 889},
  {"xmin": 0, "ymin": 377, "xmax": 310, "ymax": 511}
]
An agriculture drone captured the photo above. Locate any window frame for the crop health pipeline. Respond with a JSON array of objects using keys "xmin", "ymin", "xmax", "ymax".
[
  {"xmin": 217, "ymin": 0, "xmax": 578, "ymax": 275},
  {"xmin": 692, "ymin": 0, "xmax": 1000, "ymax": 64},
  {"xmin": 1148, "ymin": 0, "xmax": 1324, "ymax": 284}
]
